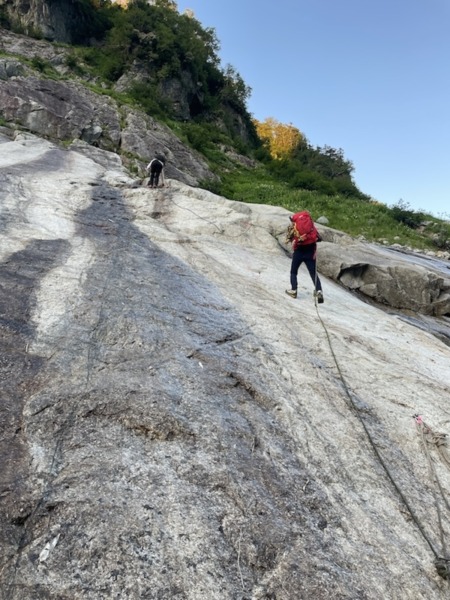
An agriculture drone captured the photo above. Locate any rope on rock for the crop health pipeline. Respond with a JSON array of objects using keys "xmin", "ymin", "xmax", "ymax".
[
  {"xmin": 312, "ymin": 295, "xmax": 449, "ymax": 580},
  {"xmin": 414, "ymin": 415, "xmax": 450, "ymax": 578},
  {"xmin": 167, "ymin": 190, "xmax": 224, "ymax": 234}
]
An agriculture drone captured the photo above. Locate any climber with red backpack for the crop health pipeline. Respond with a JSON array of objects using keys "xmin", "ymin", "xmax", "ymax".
[{"xmin": 285, "ymin": 211, "xmax": 324, "ymax": 303}]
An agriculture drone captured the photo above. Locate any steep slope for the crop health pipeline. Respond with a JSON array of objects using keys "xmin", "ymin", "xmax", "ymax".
[{"xmin": 1, "ymin": 132, "xmax": 450, "ymax": 599}]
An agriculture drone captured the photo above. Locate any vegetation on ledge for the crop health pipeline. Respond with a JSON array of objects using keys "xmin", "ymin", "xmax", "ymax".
[{"xmin": 1, "ymin": 0, "xmax": 448, "ymax": 252}]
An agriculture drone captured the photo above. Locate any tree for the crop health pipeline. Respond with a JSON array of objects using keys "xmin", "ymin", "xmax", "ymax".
[
  {"xmin": 253, "ymin": 117, "xmax": 303, "ymax": 159},
  {"xmin": 220, "ymin": 64, "xmax": 252, "ymax": 114}
]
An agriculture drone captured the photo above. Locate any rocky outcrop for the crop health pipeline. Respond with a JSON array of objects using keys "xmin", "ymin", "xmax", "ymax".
[
  {"xmin": 0, "ymin": 0, "xmax": 101, "ymax": 44},
  {"xmin": 1, "ymin": 132, "xmax": 450, "ymax": 599},
  {"xmin": 0, "ymin": 76, "xmax": 122, "ymax": 147},
  {"xmin": 120, "ymin": 109, "xmax": 214, "ymax": 186},
  {"xmin": 0, "ymin": 27, "xmax": 217, "ymax": 185},
  {"xmin": 316, "ymin": 238, "xmax": 450, "ymax": 317},
  {"xmin": 0, "ymin": 19, "xmax": 256, "ymax": 144},
  {"xmin": 0, "ymin": 27, "xmax": 68, "ymax": 62}
]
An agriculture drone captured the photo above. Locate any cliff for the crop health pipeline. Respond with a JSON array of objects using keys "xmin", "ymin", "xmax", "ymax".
[{"xmin": 0, "ymin": 0, "xmax": 101, "ymax": 44}]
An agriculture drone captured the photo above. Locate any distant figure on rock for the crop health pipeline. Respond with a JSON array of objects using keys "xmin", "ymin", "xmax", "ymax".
[
  {"xmin": 285, "ymin": 211, "xmax": 324, "ymax": 303},
  {"xmin": 146, "ymin": 154, "xmax": 166, "ymax": 188}
]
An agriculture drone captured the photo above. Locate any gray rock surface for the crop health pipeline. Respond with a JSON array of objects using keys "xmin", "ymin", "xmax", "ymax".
[
  {"xmin": 317, "ymin": 239, "xmax": 450, "ymax": 317},
  {"xmin": 1, "ymin": 0, "xmax": 98, "ymax": 44},
  {"xmin": 0, "ymin": 24, "xmax": 69, "ymax": 62},
  {"xmin": 1, "ymin": 133, "xmax": 450, "ymax": 599}
]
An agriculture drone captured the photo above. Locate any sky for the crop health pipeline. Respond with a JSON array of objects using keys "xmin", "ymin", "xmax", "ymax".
[{"xmin": 177, "ymin": 0, "xmax": 450, "ymax": 219}]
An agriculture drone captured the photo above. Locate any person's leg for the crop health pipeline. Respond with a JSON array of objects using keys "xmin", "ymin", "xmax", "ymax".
[
  {"xmin": 154, "ymin": 171, "xmax": 160, "ymax": 187},
  {"xmin": 304, "ymin": 256, "xmax": 322, "ymax": 291},
  {"xmin": 149, "ymin": 171, "xmax": 155, "ymax": 187},
  {"xmin": 290, "ymin": 251, "xmax": 303, "ymax": 290}
]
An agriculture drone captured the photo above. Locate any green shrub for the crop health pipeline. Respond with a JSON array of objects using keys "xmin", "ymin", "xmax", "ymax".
[
  {"xmin": 64, "ymin": 54, "xmax": 88, "ymax": 77},
  {"xmin": 211, "ymin": 167, "xmax": 445, "ymax": 250},
  {"xmin": 390, "ymin": 200, "xmax": 425, "ymax": 228},
  {"xmin": 127, "ymin": 82, "xmax": 171, "ymax": 118},
  {"xmin": 30, "ymin": 56, "xmax": 54, "ymax": 74}
]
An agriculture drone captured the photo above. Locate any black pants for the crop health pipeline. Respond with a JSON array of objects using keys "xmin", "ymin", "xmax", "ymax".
[
  {"xmin": 290, "ymin": 243, "xmax": 322, "ymax": 291},
  {"xmin": 149, "ymin": 164, "xmax": 162, "ymax": 187}
]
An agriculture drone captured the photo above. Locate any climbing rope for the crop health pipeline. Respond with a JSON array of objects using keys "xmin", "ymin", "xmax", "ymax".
[
  {"xmin": 139, "ymin": 198, "xmax": 450, "ymax": 579},
  {"xmin": 161, "ymin": 188, "xmax": 224, "ymax": 234},
  {"xmin": 414, "ymin": 415, "xmax": 450, "ymax": 578},
  {"xmin": 312, "ymin": 274, "xmax": 449, "ymax": 580}
]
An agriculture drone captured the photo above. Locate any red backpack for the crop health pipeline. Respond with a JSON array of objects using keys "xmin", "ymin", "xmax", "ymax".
[{"xmin": 291, "ymin": 211, "xmax": 320, "ymax": 245}]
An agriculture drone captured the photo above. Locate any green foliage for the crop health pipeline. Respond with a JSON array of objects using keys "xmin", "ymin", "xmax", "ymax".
[
  {"xmin": 431, "ymin": 223, "xmax": 450, "ymax": 250},
  {"xmin": 29, "ymin": 56, "xmax": 57, "ymax": 76},
  {"xmin": 198, "ymin": 178, "xmax": 223, "ymax": 195},
  {"xmin": 389, "ymin": 200, "xmax": 450, "ymax": 249},
  {"xmin": 209, "ymin": 167, "xmax": 448, "ymax": 251},
  {"xmin": 264, "ymin": 138, "xmax": 368, "ymax": 200},
  {"xmin": 64, "ymin": 54, "xmax": 88, "ymax": 77},
  {"xmin": 390, "ymin": 199, "xmax": 425, "ymax": 228},
  {"xmin": 69, "ymin": 0, "xmax": 111, "ymax": 44},
  {"xmin": 64, "ymin": 0, "xmax": 255, "ymax": 134},
  {"xmin": 127, "ymin": 82, "xmax": 171, "ymax": 118},
  {"xmin": 174, "ymin": 121, "xmax": 243, "ymax": 167},
  {"xmin": 220, "ymin": 64, "xmax": 252, "ymax": 115}
]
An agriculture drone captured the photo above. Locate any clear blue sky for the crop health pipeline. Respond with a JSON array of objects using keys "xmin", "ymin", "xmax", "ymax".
[{"xmin": 177, "ymin": 0, "xmax": 450, "ymax": 219}]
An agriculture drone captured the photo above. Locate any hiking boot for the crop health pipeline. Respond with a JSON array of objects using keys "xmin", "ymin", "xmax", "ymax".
[
  {"xmin": 285, "ymin": 289, "xmax": 297, "ymax": 299},
  {"xmin": 316, "ymin": 290, "xmax": 324, "ymax": 304}
]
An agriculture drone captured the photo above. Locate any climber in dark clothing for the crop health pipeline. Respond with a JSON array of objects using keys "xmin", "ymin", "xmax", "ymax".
[
  {"xmin": 288, "ymin": 243, "xmax": 323, "ymax": 301},
  {"xmin": 146, "ymin": 155, "xmax": 165, "ymax": 188},
  {"xmin": 285, "ymin": 213, "xmax": 324, "ymax": 302}
]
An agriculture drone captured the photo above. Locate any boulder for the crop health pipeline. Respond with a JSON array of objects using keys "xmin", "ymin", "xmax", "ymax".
[
  {"xmin": 317, "ymin": 238, "xmax": 450, "ymax": 317},
  {"xmin": 0, "ymin": 58, "xmax": 25, "ymax": 79}
]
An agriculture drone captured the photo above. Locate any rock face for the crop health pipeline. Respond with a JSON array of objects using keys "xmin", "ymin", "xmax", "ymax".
[
  {"xmin": 1, "ymin": 132, "xmax": 450, "ymax": 599},
  {"xmin": 317, "ymin": 238, "xmax": 450, "ymax": 317},
  {"xmin": 0, "ymin": 21, "xmax": 256, "ymax": 145},
  {"xmin": 0, "ymin": 27, "xmax": 217, "ymax": 186},
  {"xmin": 1, "ymin": 0, "xmax": 102, "ymax": 43}
]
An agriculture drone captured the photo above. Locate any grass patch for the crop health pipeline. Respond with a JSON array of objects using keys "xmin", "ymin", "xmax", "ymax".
[{"xmin": 208, "ymin": 167, "xmax": 450, "ymax": 251}]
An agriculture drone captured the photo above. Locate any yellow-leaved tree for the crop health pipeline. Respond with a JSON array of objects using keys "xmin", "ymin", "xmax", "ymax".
[{"xmin": 253, "ymin": 117, "xmax": 303, "ymax": 159}]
